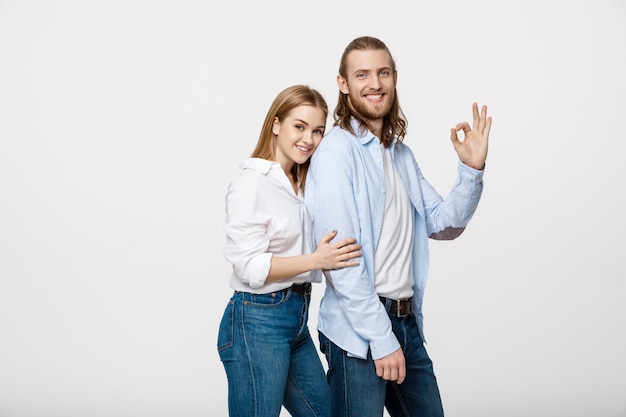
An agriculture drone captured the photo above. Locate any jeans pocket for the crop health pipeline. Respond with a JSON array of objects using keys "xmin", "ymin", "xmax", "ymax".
[{"xmin": 217, "ymin": 299, "xmax": 235, "ymax": 355}]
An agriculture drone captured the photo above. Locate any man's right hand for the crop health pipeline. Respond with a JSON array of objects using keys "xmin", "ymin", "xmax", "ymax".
[{"xmin": 374, "ymin": 348, "xmax": 406, "ymax": 384}]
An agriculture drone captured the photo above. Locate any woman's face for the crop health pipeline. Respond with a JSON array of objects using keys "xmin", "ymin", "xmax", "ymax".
[{"xmin": 272, "ymin": 105, "xmax": 326, "ymax": 171}]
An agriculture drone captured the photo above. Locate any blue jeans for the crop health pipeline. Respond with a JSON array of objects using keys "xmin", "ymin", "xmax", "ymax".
[
  {"xmin": 217, "ymin": 288, "xmax": 330, "ymax": 417},
  {"xmin": 318, "ymin": 307, "xmax": 444, "ymax": 417}
]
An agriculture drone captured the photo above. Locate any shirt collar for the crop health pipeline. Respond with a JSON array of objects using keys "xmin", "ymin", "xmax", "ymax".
[
  {"xmin": 349, "ymin": 117, "xmax": 397, "ymax": 149},
  {"xmin": 239, "ymin": 158, "xmax": 280, "ymax": 174}
]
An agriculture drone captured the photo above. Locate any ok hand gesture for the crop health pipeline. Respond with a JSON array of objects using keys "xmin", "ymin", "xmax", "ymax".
[{"xmin": 450, "ymin": 102, "xmax": 492, "ymax": 170}]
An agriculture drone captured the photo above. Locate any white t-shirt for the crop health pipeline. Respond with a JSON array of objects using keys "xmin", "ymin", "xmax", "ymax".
[
  {"xmin": 223, "ymin": 158, "xmax": 320, "ymax": 293},
  {"xmin": 374, "ymin": 144, "xmax": 414, "ymax": 300}
]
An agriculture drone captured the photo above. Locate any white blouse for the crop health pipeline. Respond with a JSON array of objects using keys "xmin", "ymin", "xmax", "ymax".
[{"xmin": 223, "ymin": 158, "xmax": 320, "ymax": 294}]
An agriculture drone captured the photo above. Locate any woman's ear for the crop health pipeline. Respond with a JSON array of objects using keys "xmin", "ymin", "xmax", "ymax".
[{"xmin": 272, "ymin": 117, "xmax": 280, "ymax": 135}]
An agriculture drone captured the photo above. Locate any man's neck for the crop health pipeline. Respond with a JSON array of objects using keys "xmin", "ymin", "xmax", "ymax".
[{"xmin": 367, "ymin": 119, "xmax": 383, "ymax": 139}]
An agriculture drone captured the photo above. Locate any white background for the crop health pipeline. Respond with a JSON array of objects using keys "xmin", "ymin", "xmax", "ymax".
[{"xmin": 1, "ymin": 1, "xmax": 625, "ymax": 416}]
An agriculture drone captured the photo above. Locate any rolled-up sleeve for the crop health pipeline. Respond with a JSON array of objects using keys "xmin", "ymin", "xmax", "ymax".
[
  {"xmin": 409, "ymin": 153, "xmax": 484, "ymax": 240},
  {"xmin": 223, "ymin": 174, "xmax": 273, "ymax": 288}
]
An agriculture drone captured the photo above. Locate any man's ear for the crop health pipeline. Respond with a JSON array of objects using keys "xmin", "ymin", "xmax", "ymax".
[{"xmin": 337, "ymin": 75, "xmax": 349, "ymax": 94}]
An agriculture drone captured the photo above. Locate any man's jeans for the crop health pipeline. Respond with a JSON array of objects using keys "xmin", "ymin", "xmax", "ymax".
[
  {"xmin": 218, "ymin": 288, "xmax": 330, "ymax": 417},
  {"xmin": 319, "ymin": 307, "xmax": 444, "ymax": 417}
]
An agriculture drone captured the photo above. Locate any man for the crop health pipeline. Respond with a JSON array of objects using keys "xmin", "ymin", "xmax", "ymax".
[{"xmin": 304, "ymin": 36, "xmax": 492, "ymax": 417}]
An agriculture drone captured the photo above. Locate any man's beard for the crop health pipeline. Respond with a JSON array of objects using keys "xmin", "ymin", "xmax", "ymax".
[{"xmin": 348, "ymin": 89, "xmax": 394, "ymax": 121}]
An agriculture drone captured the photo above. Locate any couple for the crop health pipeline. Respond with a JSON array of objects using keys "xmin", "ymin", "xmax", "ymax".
[{"xmin": 217, "ymin": 36, "xmax": 493, "ymax": 417}]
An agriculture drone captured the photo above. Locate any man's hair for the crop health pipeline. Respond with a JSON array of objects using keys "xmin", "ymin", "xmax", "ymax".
[
  {"xmin": 334, "ymin": 36, "xmax": 407, "ymax": 147},
  {"xmin": 251, "ymin": 84, "xmax": 328, "ymax": 194}
]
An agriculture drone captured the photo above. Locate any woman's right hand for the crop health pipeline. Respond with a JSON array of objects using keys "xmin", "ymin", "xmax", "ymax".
[{"xmin": 313, "ymin": 230, "xmax": 361, "ymax": 270}]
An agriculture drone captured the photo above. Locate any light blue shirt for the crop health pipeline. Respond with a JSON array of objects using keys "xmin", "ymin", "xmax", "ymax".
[{"xmin": 304, "ymin": 120, "xmax": 484, "ymax": 360}]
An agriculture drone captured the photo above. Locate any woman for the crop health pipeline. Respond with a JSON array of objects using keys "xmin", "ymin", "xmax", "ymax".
[{"xmin": 217, "ymin": 85, "xmax": 361, "ymax": 417}]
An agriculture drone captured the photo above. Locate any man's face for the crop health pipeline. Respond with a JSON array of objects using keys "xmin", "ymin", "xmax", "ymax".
[{"xmin": 338, "ymin": 49, "xmax": 397, "ymax": 123}]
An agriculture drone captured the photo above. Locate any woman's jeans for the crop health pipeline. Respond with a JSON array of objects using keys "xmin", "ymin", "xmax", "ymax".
[
  {"xmin": 318, "ymin": 308, "xmax": 444, "ymax": 417},
  {"xmin": 217, "ymin": 287, "xmax": 330, "ymax": 417}
]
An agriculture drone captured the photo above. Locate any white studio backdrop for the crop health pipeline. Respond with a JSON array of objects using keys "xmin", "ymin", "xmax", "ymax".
[{"xmin": 1, "ymin": 1, "xmax": 625, "ymax": 416}]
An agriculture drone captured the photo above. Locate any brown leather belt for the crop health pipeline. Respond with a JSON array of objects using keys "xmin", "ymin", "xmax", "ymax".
[
  {"xmin": 380, "ymin": 296, "xmax": 413, "ymax": 318},
  {"xmin": 289, "ymin": 283, "xmax": 312, "ymax": 295}
]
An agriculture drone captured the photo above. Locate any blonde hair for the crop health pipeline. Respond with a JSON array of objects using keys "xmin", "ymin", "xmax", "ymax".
[{"xmin": 251, "ymin": 85, "xmax": 328, "ymax": 194}]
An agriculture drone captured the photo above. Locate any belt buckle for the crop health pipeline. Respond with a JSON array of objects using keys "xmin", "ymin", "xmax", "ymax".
[
  {"xmin": 396, "ymin": 299, "xmax": 411, "ymax": 318},
  {"xmin": 395, "ymin": 299, "xmax": 404, "ymax": 318}
]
